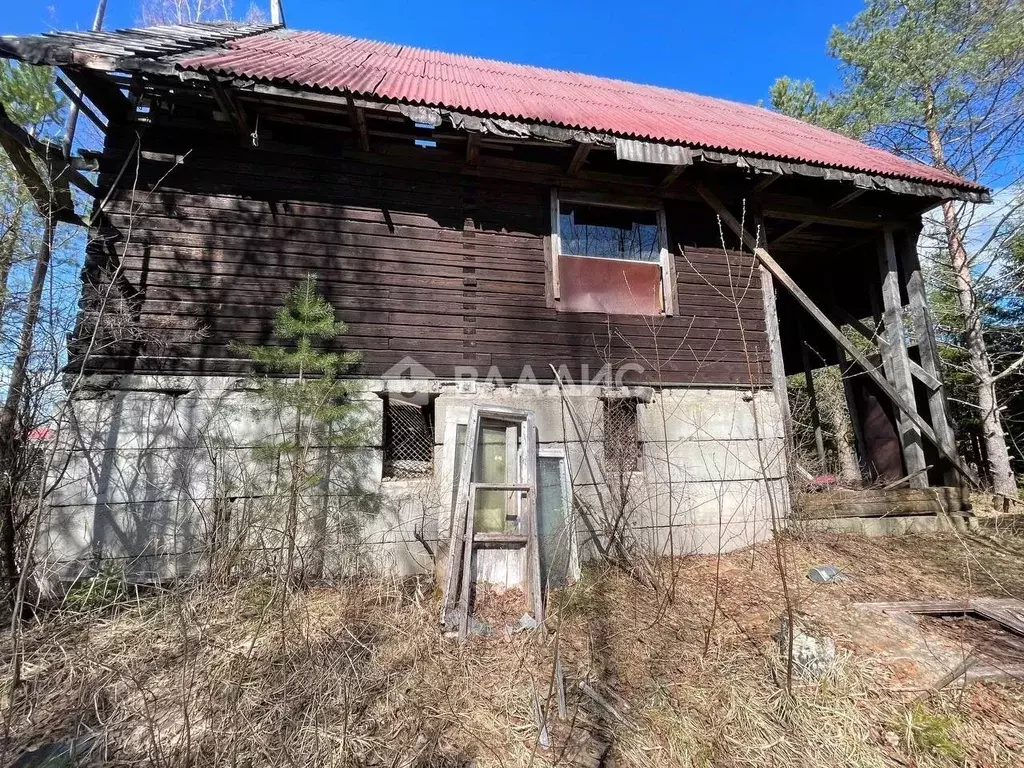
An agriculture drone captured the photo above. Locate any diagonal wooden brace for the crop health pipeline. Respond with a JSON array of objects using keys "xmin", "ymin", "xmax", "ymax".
[{"xmin": 696, "ymin": 183, "xmax": 978, "ymax": 486}]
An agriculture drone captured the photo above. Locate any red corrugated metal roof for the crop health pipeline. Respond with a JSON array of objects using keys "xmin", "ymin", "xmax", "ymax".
[{"xmin": 182, "ymin": 29, "xmax": 981, "ymax": 192}]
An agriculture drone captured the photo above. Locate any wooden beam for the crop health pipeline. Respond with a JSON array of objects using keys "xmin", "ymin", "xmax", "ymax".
[
  {"xmin": 752, "ymin": 174, "xmax": 780, "ymax": 194},
  {"xmin": 900, "ymin": 225, "xmax": 959, "ymax": 484},
  {"xmin": 0, "ymin": 104, "xmax": 78, "ymax": 218},
  {"xmin": 206, "ymin": 74, "xmax": 250, "ymax": 138},
  {"xmin": 830, "ymin": 188, "xmax": 866, "ymax": 209},
  {"xmin": 772, "ymin": 220, "xmax": 813, "ymax": 245},
  {"xmin": 549, "ymin": 188, "xmax": 561, "ymax": 300},
  {"xmin": 54, "ymin": 76, "xmax": 106, "ymax": 131},
  {"xmin": 60, "ymin": 67, "xmax": 130, "ymax": 122},
  {"xmin": 657, "ymin": 164, "xmax": 687, "ymax": 190},
  {"xmin": 757, "ymin": 214, "xmax": 795, "ymax": 454},
  {"xmin": 0, "ymin": 111, "xmax": 53, "ymax": 217},
  {"xmin": 836, "ymin": 344, "xmax": 868, "ymax": 479},
  {"xmin": 567, "ymin": 143, "xmax": 592, "ymax": 176},
  {"xmin": 345, "ymin": 91, "xmax": 370, "ymax": 152},
  {"xmin": 694, "ymin": 181, "xmax": 978, "ymax": 485},
  {"xmin": 465, "ymin": 133, "xmax": 480, "ymax": 164},
  {"xmin": 878, "ymin": 228, "xmax": 929, "ymax": 488},
  {"xmin": 762, "ymin": 201, "xmax": 894, "ymax": 229},
  {"xmin": 829, "ymin": 302, "xmax": 941, "ymax": 390}
]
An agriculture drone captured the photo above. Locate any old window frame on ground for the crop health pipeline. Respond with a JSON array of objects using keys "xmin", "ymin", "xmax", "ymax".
[{"xmin": 548, "ymin": 189, "xmax": 678, "ymax": 316}]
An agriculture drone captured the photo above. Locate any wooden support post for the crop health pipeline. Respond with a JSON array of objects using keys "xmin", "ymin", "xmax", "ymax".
[
  {"xmin": 465, "ymin": 133, "xmax": 480, "ymax": 164},
  {"xmin": 878, "ymin": 228, "xmax": 929, "ymax": 488},
  {"xmin": 756, "ymin": 220, "xmax": 794, "ymax": 455},
  {"xmin": 900, "ymin": 226, "xmax": 959, "ymax": 485},
  {"xmin": 694, "ymin": 182, "xmax": 977, "ymax": 485},
  {"xmin": 797, "ymin": 318, "xmax": 827, "ymax": 469}
]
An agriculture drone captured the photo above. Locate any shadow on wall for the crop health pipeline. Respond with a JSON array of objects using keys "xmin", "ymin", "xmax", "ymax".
[{"xmin": 39, "ymin": 384, "xmax": 401, "ymax": 584}]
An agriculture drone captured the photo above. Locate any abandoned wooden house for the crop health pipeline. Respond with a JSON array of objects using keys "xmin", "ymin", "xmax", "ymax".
[{"xmin": 0, "ymin": 20, "xmax": 988, "ymax": 587}]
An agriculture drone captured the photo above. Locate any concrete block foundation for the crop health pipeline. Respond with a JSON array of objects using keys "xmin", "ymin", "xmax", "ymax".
[{"xmin": 40, "ymin": 375, "xmax": 789, "ymax": 582}]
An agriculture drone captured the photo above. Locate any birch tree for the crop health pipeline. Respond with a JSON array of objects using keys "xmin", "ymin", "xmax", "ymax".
[
  {"xmin": 771, "ymin": 0, "xmax": 1024, "ymax": 497},
  {"xmin": 138, "ymin": 0, "xmax": 267, "ymax": 25}
]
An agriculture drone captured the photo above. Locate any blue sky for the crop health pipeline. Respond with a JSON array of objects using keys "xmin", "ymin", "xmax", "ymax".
[{"xmin": 8, "ymin": 0, "xmax": 863, "ymax": 106}]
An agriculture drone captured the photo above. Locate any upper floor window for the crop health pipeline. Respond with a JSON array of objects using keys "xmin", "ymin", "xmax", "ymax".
[
  {"xmin": 559, "ymin": 203, "xmax": 660, "ymax": 262},
  {"xmin": 549, "ymin": 192, "xmax": 677, "ymax": 317}
]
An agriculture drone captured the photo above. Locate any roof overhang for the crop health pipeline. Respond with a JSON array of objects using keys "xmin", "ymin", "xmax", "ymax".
[{"xmin": 0, "ymin": 23, "xmax": 991, "ymax": 205}]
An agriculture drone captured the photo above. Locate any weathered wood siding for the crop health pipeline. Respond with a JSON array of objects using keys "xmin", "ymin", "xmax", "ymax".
[{"xmin": 80, "ymin": 129, "xmax": 769, "ymax": 386}]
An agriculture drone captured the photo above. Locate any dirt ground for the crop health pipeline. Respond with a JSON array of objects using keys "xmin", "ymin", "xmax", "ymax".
[{"xmin": 3, "ymin": 529, "xmax": 1024, "ymax": 767}]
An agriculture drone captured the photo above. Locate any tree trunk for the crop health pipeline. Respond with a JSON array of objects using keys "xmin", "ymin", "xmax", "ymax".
[
  {"xmin": 823, "ymin": 367, "xmax": 861, "ymax": 485},
  {"xmin": 927, "ymin": 123, "xmax": 1018, "ymax": 497},
  {"xmin": 0, "ymin": 205, "xmax": 25, "ymax": 325},
  {"xmin": 0, "ymin": 212, "xmax": 54, "ymax": 600}
]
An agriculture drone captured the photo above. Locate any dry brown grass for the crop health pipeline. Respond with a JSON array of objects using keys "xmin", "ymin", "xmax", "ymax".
[{"xmin": 2, "ymin": 530, "xmax": 1024, "ymax": 767}]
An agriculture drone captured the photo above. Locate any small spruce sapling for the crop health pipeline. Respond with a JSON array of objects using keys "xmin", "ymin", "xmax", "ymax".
[{"xmin": 234, "ymin": 275, "xmax": 362, "ymax": 584}]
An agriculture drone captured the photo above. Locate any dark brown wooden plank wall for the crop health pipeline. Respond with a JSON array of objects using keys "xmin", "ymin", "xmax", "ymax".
[{"xmin": 79, "ymin": 128, "xmax": 770, "ymax": 386}]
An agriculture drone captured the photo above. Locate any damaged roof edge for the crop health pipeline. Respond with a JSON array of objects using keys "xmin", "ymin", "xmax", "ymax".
[
  {"xmin": 243, "ymin": 79, "xmax": 993, "ymax": 204},
  {"xmin": 0, "ymin": 26, "xmax": 991, "ymax": 204},
  {"xmin": 0, "ymin": 22, "xmax": 281, "ymax": 67}
]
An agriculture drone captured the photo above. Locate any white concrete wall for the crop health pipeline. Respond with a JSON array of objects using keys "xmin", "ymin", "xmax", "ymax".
[{"xmin": 40, "ymin": 375, "xmax": 788, "ymax": 582}]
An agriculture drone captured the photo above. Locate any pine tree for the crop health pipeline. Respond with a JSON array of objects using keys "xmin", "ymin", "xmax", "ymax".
[{"xmin": 235, "ymin": 275, "xmax": 362, "ymax": 584}]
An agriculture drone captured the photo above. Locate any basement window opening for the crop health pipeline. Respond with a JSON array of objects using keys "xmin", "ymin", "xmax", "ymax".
[
  {"xmin": 550, "ymin": 193, "xmax": 676, "ymax": 316},
  {"xmin": 382, "ymin": 395, "xmax": 435, "ymax": 480},
  {"xmin": 603, "ymin": 398, "xmax": 642, "ymax": 472}
]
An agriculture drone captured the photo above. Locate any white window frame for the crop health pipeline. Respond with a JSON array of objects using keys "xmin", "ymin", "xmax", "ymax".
[
  {"xmin": 548, "ymin": 189, "xmax": 678, "ymax": 316},
  {"xmin": 537, "ymin": 446, "xmax": 580, "ymax": 584}
]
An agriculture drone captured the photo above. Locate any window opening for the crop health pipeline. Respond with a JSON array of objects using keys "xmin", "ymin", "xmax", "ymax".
[
  {"xmin": 559, "ymin": 201, "xmax": 660, "ymax": 262},
  {"xmin": 603, "ymin": 398, "xmax": 642, "ymax": 472},
  {"xmin": 382, "ymin": 395, "xmax": 435, "ymax": 479}
]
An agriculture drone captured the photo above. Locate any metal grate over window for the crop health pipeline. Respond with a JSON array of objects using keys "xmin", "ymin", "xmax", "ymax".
[
  {"xmin": 603, "ymin": 398, "xmax": 642, "ymax": 473},
  {"xmin": 382, "ymin": 396, "xmax": 435, "ymax": 480}
]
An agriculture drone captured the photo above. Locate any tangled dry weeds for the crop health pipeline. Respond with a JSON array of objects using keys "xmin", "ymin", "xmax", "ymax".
[{"xmin": 2, "ymin": 530, "xmax": 1024, "ymax": 767}]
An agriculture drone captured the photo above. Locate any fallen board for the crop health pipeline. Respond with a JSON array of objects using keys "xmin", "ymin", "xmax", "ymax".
[{"xmin": 795, "ymin": 486, "xmax": 968, "ymax": 520}]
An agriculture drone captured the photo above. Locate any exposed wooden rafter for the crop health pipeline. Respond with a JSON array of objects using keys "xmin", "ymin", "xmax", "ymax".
[
  {"xmin": 751, "ymin": 174, "xmax": 780, "ymax": 194},
  {"xmin": 465, "ymin": 133, "xmax": 480, "ymax": 164},
  {"xmin": 0, "ymin": 103, "xmax": 82, "ymax": 222},
  {"xmin": 60, "ymin": 67, "xmax": 131, "ymax": 122},
  {"xmin": 762, "ymin": 201, "xmax": 892, "ymax": 229},
  {"xmin": 830, "ymin": 188, "xmax": 867, "ymax": 209},
  {"xmin": 206, "ymin": 74, "xmax": 250, "ymax": 138},
  {"xmin": 772, "ymin": 220, "xmax": 813, "ymax": 245},
  {"xmin": 567, "ymin": 143, "xmax": 592, "ymax": 176},
  {"xmin": 658, "ymin": 164, "xmax": 688, "ymax": 190},
  {"xmin": 345, "ymin": 90, "xmax": 370, "ymax": 152},
  {"xmin": 54, "ymin": 76, "xmax": 106, "ymax": 131}
]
